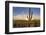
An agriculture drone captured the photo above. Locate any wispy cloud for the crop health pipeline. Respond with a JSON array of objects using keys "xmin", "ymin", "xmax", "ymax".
[
  {"xmin": 13, "ymin": 15, "xmax": 27, "ymax": 20},
  {"xmin": 13, "ymin": 15, "xmax": 40, "ymax": 20}
]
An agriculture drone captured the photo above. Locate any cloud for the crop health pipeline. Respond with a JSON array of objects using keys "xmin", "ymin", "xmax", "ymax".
[
  {"xmin": 13, "ymin": 15, "xmax": 27, "ymax": 20},
  {"xmin": 32, "ymin": 15, "xmax": 40, "ymax": 20},
  {"xmin": 13, "ymin": 15, "xmax": 40, "ymax": 20}
]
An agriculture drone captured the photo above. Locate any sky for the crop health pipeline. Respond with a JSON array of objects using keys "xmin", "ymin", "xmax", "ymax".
[{"xmin": 13, "ymin": 7, "xmax": 40, "ymax": 20}]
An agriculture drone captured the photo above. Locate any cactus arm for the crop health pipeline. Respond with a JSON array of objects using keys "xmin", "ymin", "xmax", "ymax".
[{"xmin": 27, "ymin": 16, "xmax": 28, "ymax": 19}]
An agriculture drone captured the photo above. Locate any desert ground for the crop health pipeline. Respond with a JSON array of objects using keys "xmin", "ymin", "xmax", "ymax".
[{"xmin": 13, "ymin": 20, "xmax": 40, "ymax": 28}]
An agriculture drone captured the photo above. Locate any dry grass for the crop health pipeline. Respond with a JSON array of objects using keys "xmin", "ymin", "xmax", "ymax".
[{"xmin": 13, "ymin": 20, "xmax": 40, "ymax": 28}]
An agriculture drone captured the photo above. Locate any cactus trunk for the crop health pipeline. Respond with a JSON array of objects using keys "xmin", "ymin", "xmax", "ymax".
[{"xmin": 27, "ymin": 8, "xmax": 33, "ymax": 21}]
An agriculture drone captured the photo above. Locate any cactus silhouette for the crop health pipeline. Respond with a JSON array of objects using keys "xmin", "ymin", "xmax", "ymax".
[{"xmin": 27, "ymin": 8, "xmax": 33, "ymax": 21}]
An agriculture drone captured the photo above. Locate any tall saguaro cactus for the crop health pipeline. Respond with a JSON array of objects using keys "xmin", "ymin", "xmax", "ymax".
[{"xmin": 27, "ymin": 8, "xmax": 33, "ymax": 21}]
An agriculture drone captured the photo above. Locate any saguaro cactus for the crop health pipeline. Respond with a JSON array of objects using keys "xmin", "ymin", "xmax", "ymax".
[{"xmin": 27, "ymin": 8, "xmax": 33, "ymax": 21}]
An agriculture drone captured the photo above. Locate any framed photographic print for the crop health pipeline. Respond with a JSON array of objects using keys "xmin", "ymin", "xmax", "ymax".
[{"xmin": 5, "ymin": 1, "xmax": 45, "ymax": 34}]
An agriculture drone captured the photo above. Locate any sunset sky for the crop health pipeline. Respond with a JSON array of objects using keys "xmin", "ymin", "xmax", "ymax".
[{"xmin": 13, "ymin": 7, "xmax": 40, "ymax": 20}]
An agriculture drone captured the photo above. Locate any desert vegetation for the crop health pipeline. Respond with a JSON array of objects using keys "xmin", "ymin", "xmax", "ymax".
[{"xmin": 13, "ymin": 20, "xmax": 40, "ymax": 28}]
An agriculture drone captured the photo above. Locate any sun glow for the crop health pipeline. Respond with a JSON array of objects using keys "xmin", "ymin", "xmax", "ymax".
[{"xmin": 26, "ymin": 18, "xmax": 28, "ymax": 20}]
